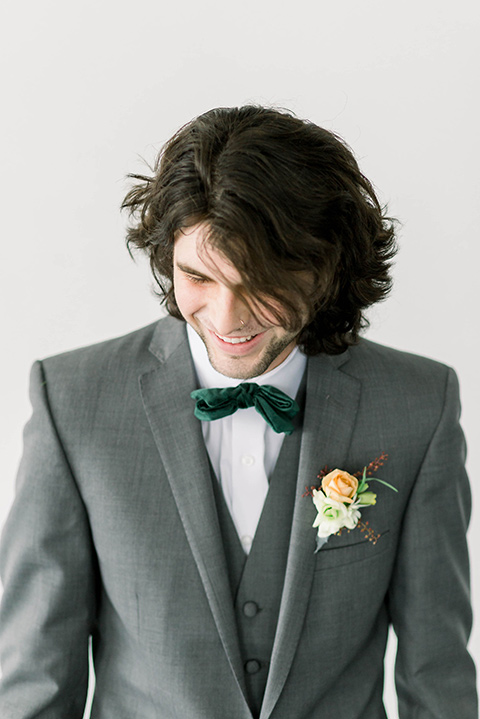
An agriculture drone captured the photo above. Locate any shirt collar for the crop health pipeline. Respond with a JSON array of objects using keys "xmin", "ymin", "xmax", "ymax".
[{"xmin": 186, "ymin": 323, "xmax": 307, "ymax": 399}]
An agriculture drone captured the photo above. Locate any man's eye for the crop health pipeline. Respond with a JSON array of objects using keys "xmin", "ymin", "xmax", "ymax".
[{"xmin": 186, "ymin": 274, "xmax": 209, "ymax": 284}]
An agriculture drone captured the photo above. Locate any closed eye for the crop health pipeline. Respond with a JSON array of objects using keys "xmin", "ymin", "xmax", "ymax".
[
  {"xmin": 176, "ymin": 262, "xmax": 212, "ymax": 285},
  {"xmin": 184, "ymin": 273, "xmax": 210, "ymax": 284}
]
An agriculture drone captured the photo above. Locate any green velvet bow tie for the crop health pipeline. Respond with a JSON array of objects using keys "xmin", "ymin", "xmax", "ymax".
[{"xmin": 190, "ymin": 383, "xmax": 299, "ymax": 435}]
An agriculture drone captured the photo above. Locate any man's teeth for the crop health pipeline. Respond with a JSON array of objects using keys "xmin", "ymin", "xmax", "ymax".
[{"xmin": 216, "ymin": 334, "xmax": 254, "ymax": 344}]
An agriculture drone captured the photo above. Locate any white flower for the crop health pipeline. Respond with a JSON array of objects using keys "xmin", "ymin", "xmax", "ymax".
[{"xmin": 312, "ymin": 489, "xmax": 362, "ymax": 538}]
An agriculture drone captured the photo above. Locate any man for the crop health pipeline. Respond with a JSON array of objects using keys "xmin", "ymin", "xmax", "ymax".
[{"xmin": 0, "ymin": 106, "xmax": 477, "ymax": 718}]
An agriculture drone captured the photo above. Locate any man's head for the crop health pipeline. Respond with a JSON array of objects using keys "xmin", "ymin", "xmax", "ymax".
[
  {"xmin": 123, "ymin": 106, "xmax": 396, "ymax": 362},
  {"xmin": 172, "ymin": 221, "xmax": 309, "ymax": 378}
]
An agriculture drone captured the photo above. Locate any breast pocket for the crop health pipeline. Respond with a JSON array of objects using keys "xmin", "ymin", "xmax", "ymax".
[{"xmin": 314, "ymin": 529, "xmax": 391, "ymax": 571}]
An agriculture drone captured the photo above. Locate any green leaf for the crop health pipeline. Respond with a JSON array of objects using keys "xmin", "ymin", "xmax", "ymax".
[
  {"xmin": 367, "ymin": 477, "xmax": 398, "ymax": 492},
  {"xmin": 357, "ymin": 467, "xmax": 368, "ymax": 494}
]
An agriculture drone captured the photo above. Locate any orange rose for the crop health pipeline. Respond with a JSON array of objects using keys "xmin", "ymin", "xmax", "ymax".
[{"xmin": 321, "ymin": 469, "xmax": 358, "ymax": 504}]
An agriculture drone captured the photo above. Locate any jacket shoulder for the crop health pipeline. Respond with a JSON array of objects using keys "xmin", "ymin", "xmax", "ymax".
[
  {"xmin": 41, "ymin": 316, "xmax": 183, "ymax": 372},
  {"xmin": 346, "ymin": 338, "xmax": 453, "ymax": 387},
  {"xmin": 37, "ymin": 316, "xmax": 187, "ymax": 399},
  {"xmin": 334, "ymin": 339, "xmax": 459, "ymax": 425}
]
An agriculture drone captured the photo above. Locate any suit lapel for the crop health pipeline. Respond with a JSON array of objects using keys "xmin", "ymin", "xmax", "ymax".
[
  {"xmin": 260, "ymin": 349, "xmax": 361, "ymax": 719},
  {"xmin": 139, "ymin": 318, "xmax": 248, "ymax": 702}
]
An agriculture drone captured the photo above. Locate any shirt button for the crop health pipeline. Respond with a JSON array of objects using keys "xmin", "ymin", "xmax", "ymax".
[
  {"xmin": 243, "ymin": 601, "xmax": 259, "ymax": 618},
  {"xmin": 241, "ymin": 455, "xmax": 255, "ymax": 466},
  {"xmin": 244, "ymin": 659, "xmax": 261, "ymax": 675}
]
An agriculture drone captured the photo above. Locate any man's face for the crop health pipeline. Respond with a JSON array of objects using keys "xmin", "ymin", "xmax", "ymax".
[{"xmin": 173, "ymin": 223, "xmax": 305, "ymax": 379}]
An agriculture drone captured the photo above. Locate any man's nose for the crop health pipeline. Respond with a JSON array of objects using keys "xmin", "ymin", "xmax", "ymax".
[{"xmin": 210, "ymin": 286, "xmax": 248, "ymax": 335}]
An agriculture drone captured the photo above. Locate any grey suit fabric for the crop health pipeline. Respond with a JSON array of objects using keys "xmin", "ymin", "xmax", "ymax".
[{"xmin": 0, "ymin": 315, "xmax": 477, "ymax": 718}]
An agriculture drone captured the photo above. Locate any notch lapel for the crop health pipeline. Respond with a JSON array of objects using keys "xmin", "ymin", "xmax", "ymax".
[
  {"xmin": 260, "ymin": 350, "xmax": 361, "ymax": 719},
  {"xmin": 139, "ymin": 318, "xmax": 249, "ymax": 705}
]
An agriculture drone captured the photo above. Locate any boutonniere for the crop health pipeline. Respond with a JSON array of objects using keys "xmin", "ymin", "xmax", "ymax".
[{"xmin": 303, "ymin": 453, "xmax": 397, "ymax": 552}]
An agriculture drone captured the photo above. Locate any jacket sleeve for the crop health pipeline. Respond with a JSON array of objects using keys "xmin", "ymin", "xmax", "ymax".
[
  {"xmin": 387, "ymin": 367, "xmax": 477, "ymax": 718},
  {"xmin": 0, "ymin": 361, "xmax": 97, "ymax": 718}
]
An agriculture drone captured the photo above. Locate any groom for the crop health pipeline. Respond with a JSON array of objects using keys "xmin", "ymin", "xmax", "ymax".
[{"xmin": 0, "ymin": 106, "xmax": 477, "ymax": 718}]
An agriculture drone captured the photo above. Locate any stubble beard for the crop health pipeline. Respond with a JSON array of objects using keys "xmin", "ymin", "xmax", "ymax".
[{"xmin": 198, "ymin": 328, "xmax": 299, "ymax": 379}]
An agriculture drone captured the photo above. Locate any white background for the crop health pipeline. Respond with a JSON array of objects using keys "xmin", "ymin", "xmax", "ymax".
[{"xmin": 0, "ymin": 0, "xmax": 479, "ymax": 715}]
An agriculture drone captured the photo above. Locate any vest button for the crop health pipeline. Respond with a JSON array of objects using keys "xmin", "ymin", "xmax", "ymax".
[
  {"xmin": 244, "ymin": 659, "xmax": 261, "ymax": 675},
  {"xmin": 243, "ymin": 601, "xmax": 259, "ymax": 618}
]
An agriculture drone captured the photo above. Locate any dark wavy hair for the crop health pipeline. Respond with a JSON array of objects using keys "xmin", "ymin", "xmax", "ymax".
[{"xmin": 122, "ymin": 106, "xmax": 397, "ymax": 355}]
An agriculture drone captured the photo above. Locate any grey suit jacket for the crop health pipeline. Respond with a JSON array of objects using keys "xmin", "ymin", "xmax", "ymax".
[{"xmin": 0, "ymin": 316, "xmax": 477, "ymax": 718}]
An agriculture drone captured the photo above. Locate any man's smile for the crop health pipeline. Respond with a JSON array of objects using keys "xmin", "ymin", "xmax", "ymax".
[
  {"xmin": 213, "ymin": 333, "xmax": 256, "ymax": 344},
  {"xmin": 208, "ymin": 328, "xmax": 267, "ymax": 357}
]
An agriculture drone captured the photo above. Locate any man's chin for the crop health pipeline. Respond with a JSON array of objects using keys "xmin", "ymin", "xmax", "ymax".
[
  {"xmin": 205, "ymin": 351, "xmax": 268, "ymax": 380},
  {"xmin": 204, "ymin": 338, "xmax": 297, "ymax": 379}
]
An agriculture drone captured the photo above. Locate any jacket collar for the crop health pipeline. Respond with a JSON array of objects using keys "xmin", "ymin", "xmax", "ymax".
[
  {"xmin": 260, "ymin": 348, "xmax": 361, "ymax": 719},
  {"xmin": 141, "ymin": 316, "xmax": 250, "ymax": 705}
]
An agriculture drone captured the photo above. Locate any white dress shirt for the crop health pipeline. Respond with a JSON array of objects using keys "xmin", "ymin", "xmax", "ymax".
[{"xmin": 187, "ymin": 324, "xmax": 306, "ymax": 554}]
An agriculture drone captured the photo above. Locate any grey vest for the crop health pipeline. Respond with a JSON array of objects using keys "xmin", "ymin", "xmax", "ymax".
[{"xmin": 210, "ymin": 408, "xmax": 304, "ymax": 718}]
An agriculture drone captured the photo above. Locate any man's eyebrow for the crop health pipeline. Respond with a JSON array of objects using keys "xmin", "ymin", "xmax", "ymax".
[{"xmin": 176, "ymin": 263, "xmax": 211, "ymax": 279}]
